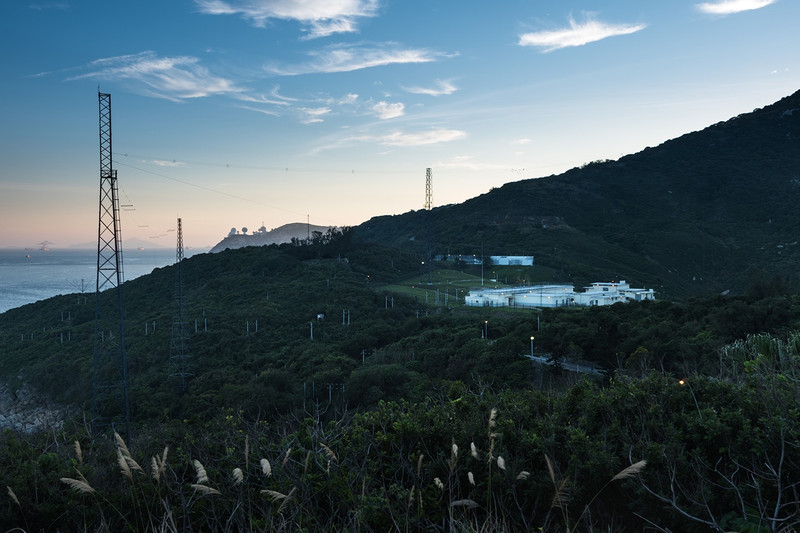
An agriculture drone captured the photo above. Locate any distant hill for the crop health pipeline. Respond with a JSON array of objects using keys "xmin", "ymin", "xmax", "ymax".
[
  {"xmin": 354, "ymin": 89, "xmax": 800, "ymax": 298},
  {"xmin": 209, "ymin": 222, "xmax": 332, "ymax": 252}
]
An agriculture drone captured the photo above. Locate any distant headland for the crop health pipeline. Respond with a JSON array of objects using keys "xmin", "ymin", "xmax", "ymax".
[{"xmin": 209, "ymin": 222, "xmax": 332, "ymax": 253}]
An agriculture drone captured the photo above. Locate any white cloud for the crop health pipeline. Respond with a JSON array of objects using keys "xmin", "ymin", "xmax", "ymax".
[
  {"xmin": 194, "ymin": 0, "xmax": 380, "ymax": 38},
  {"xmin": 69, "ymin": 51, "xmax": 241, "ymax": 101},
  {"xmin": 237, "ymin": 85, "xmax": 297, "ymax": 105},
  {"xmin": 512, "ymin": 138, "xmax": 532, "ymax": 145},
  {"xmin": 266, "ymin": 43, "xmax": 444, "ymax": 75},
  {"xmin": 695, "ymin": 0, "xmax": 777, "ymax": 15},
  {"xmin": 403, "ymin": 79, "xmax": 458, "ymax": 96},
  {"xmin": 372, "ymin": 128, "xmax": 466, "ymax": 147},
  {"xmin": 298, "ymin": 107, "xmax": 331, "ymax": 123},
  {"xmin": 372, "ymin": 101, "xmax": 404, "ymax": 119},
  {"xmin": 310, "ymin": 127, "xmax": 466, "ymax": 153},
  {"xmin": 149, "ymin": 159, "xmax": 186, "ymax": 167},
  {"xmin": 519, "ymin": 16, "xmax": 646, "ymax": 52}
]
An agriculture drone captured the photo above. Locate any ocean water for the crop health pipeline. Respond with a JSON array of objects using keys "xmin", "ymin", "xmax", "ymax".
[{"xmin": 0, "ymin": 248, "xmax": 201, "ymax": 314}]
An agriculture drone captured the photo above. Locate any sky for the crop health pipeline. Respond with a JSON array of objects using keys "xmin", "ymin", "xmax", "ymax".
[{"xmin": 1, "ymin": 0, "xmax": 798, "ymax": 249}]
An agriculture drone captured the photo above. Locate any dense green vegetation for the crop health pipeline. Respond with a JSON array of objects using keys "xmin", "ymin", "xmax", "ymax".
[
  {"xmin": 3, "ymin": 93, "xmax": 800, "ymax": 530},
  {"xmin": 2, "ymin": 234, "xmax": 800, "ymax": 530}
]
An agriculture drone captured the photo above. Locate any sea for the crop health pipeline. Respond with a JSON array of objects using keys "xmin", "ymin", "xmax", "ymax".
[{"xmin": 0, "ymin": 248, "xmax": 203, "ymax": 314}]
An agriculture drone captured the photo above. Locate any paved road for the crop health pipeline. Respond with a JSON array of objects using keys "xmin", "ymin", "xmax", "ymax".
[{"xmin": 524, "ymin": 354, "xmax": 604, "ymax": 375}]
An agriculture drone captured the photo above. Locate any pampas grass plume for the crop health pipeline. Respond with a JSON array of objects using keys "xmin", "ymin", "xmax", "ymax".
[
  {"xmin": 232, "ymin": 467, "xmax": 244, "ymax": 485},
  {"xmin": 612, "ymin": 460, "xmax": 647, "ymax": 481},
  {"xmin": 7, "ymin": 486, "xmax": 20, "ymax": 507},
  {"xmin": 261, "ymin": 458, "xmax": 272, "ymax": 477},
  {"xmin": 193, "ymin": 459, "xmax": 209, "ymax": 484}
]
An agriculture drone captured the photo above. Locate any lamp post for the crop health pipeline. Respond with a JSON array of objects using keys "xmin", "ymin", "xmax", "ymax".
[
  {"xmin": 484, "ymin": 320, "xmax": 488, "ymax": 339},
  {"xmin": 530, "ymin": 336, "xmax": 535, "ymax": 357}
]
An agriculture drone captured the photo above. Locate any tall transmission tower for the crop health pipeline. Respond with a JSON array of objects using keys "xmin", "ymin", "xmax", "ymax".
[
  {"xmin": 170, "ymin": 217, "xmax": 192, "ymax": 393},
  {"xmin": 91, "ymin": 91, "xmax": 131, "ymax": 437}
]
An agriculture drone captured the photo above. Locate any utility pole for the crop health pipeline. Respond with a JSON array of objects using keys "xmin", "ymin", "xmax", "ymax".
[{"xmin": 91, "ymin": 91, "xmax": 131, "ymax": 438}]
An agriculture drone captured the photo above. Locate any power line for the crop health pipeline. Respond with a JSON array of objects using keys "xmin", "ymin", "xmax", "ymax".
[{"xmin": 113, "ymin": 159, "xmax": 304, "ymax": 216}]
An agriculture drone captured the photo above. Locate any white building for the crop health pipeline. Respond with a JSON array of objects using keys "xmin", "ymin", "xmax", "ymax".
[
  {"xmin": 465, "ymin": 280, "xmax": 654, "ymax": 308},
  {"xmin": 489, "ymin": 255, "xmax": 534, "ymax": 266}
]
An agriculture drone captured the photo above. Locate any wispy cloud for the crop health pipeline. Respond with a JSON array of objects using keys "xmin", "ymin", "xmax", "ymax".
[
  {"xmin": 371, "ymin": 101, "xmax": 404, "ymax": 119},
  {"xmin": 310, "ymin": 127, "xmax": 466, "ymax": 153},
  {"xmin": 519, "ymin": 16, "xmax": 646, "ymax": 52},
  {"xmin": 237, "ymin": 85, "xmax": 297, "ymax": 106},
  {"xmin": 367, "ymin": 128, "xmax": 466, "ymax": 147},
  {"xmin": 298, "ymin": 107, "xmax": 331, "ymax": 123},
  {"xmin": 266, "ymin": 43, "xmax": 445, "ymax": 75},
  {"xmin": 194, "ymin": 0, "xmax": 380, "ymax": 38},
  {"xmin": 68, "ymin": 51, "xmax": 241, "ymax": 101},
  {"xmin": 29, "ymin": 2, "xmax": 69, "ymax": 10},
  {"xmin": 511, "ymin": 138, "xmax": 532, "ymax": 145},
  {"xmin": 149, "ymin": 159, "xmax": 185, "ymax": 167},
  {"xmin": 695, "ymin": 0, "xmax": 777, "ymax": 15},
  {"xmin": 403, "ymin": 79, "xmax": 458, "ymax": 96}
]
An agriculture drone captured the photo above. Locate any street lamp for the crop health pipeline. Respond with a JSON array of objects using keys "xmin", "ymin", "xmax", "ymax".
[
  {"xmin": 484, "ymin": 320, "xmax": 488, "ymax": 339},
  {"xmin": 530, "ymin": 336, "xmax": 535, "ymax": 357}
]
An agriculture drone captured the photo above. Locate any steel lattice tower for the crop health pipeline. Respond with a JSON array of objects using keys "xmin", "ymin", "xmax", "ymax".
[
  {"xmin": 91, "ymin": 92, "xmax": 131, "ymax": 437},
  {"xmin": 170, "ymin": 217, "xmax": 192, "ymax": 393},
  {"xmin": 424, "ymin": 168, "xmax": 433, "ymax": 283},
  {"xmin": 424, "ymin": 168, "xmax": 432, "ymax": 211}
]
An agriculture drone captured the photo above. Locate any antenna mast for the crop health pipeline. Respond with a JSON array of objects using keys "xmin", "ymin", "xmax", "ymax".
[
  {"xmin": 170, "ymin": 217, "xmax": 192, "ymax": 393},
  {"xmin": 91, "ymin": 91, "xmax": 131, "ymax": 437}
]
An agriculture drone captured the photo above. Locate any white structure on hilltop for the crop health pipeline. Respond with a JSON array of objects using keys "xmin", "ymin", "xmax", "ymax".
[
  {"xmin": 465, "ymin": 280, "xmax": 654, "ymax": 308},
  {"xmin": 489, "ymin": 255, "xmax": 534, "ymax": 266}
]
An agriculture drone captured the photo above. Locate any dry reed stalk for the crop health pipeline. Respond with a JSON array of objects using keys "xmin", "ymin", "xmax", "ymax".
[
  {"xmin": 611, "ymin": 460, "xmax": 647, "ymax": 481},
  {"xmin": 244, "ymin": 435, "xmax": 249, "ymax": 468},
  {"xmin": 262, "ymin": 489, "xmax": 289, "ymax": 502},
  {"xmin": 193, "ymin": 459, "xmax": 209, "ymax": 484},
  {"xmin": 190, "ymin": 484, "xmax": 220, "ymax": 496},
  {"xmin": 7, "ymin": 486, "xmax": 20, "ymax": 507},
  {"xmin": 74, "ymin": 441, "xmax": 82, "ymax": 465},
  {"xmin": 282, "ymin": 447, "xmax": 292, "ymax": 467},
  {"xmin": 151, "ymin": 447, "xmax": 168, "ymax": 482},
  {"xmin": 320, "ymin": 443, "xmax": 337, "ymax": 462},
  {"xmin": 450, "ymin": 499, "xmax": 479, "ymax": 508},
  {"xmin": 118, "ymin": 450, "xmax": 132, "ymax": 481},
  {"xmin": 545, "ymin": 454, "xmax": 556, "ymax": 484},
  {"xmin": 151, "ymin": 457, "xmax": 161, "ymax": 483},
  {"xmin": 114, "ymin": 432, "xmax": 131, "ymax": 459},
  {"xmin": 61, "ymin": 476, "xmax": 95, "ymax": 494},
  {"xmin": 278, "ymin": 487, "xmax": 296, "ymax": 513},
  {"xmin": 261, "ymin": 458, "xmax": 272, "ymax": 477},
  {"xmin": 551, "ymin": 477, "xmax": 570, "ymax": 510}
]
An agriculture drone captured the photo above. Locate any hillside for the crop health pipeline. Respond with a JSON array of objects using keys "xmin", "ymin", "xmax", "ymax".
[
  {"xmin": 355, "ymin": 90, "xmax": 800, "ymax": 298},
  {"xmin": 209, "ymin": 222, "xmax": 332, "ymax": 252}
]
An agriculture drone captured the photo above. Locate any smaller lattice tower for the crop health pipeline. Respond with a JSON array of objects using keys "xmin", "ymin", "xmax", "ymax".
[
  {"xmin": 424, "ymin": 168, "xmax": 433, "ymax": 283},
  {"xmin": 169, "ymin": 217, "xmax": 192, "ymax": 393},
  {"xmin": 424, "ymin": 168, "xmax": 432, "ymax": 211}
]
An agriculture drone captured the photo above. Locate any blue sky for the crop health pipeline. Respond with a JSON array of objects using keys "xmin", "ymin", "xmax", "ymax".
[{"xmin": 1, "ymin": 0, "xmax": 798, "ymax": 248}]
